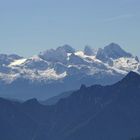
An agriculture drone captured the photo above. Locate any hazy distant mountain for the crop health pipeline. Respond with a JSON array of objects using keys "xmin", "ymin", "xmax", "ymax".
[
  {"xmin": 84, "ymin": 45, "xmax": 97, "ymax": 56},
  {"xmin": 96, "ymin": 43, "xmax": 132, "ymax": 62},
  {"xmin": 0, "ymin": 71, "xmax": 140, "ymax": 140},
  {"xmin": 0, "ymin": 54, "xmax": 22, "ymax": 66},
  {"xmin": 40, "ymin": 90, "xmax": 74, "ymax": 105},
  {"xmin": 0, "ymin": 43, "xmax": 140, "ymax": 99}
]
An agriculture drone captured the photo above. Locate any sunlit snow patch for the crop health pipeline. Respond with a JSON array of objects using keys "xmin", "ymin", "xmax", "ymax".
[{"xmin": 9, "ymin": 58, "xmax": 27, "ymax": 66}]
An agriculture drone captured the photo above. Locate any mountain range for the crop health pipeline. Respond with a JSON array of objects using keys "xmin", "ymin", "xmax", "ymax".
[
  {"xmin": 0, "ymin": 43, "xmax": 139, "ymax": 99},
  {"xmin": 0, "ymin": 71, "xmax": 140, "ymax": 140}
]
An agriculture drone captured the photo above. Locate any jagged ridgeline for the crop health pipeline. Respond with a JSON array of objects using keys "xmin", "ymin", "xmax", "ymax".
[
  {"xmin": 0, "ymin": 43, "xmax": 140, "ymax": 99},
  {"xmin": 0, "ymin": 72, "xmax": 140, "ymax": 140}
]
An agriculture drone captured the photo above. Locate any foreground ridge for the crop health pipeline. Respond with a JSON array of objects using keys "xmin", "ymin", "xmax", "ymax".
[{"xmin": 0, "ymin": 71, "xmax": 140, "ymax": 140}]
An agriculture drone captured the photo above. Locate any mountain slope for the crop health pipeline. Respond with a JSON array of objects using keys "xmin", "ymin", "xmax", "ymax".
[
  {"xmin": 0, "ymin": 43, "xmax": 140, "ymax": 99},
  {"xmin": 96, "ymin": 43, "xmax": 132, "ymax": 61},
  {"xmin": 0, "ymin": 71, "xmax": 140, "ymax": 140},
  {"xmin": 0, "ymin": 98, "xmax": 42, "ymax": 140},
  {"xmin": 40, "ymin": 90, "xmax": 74, "ymax": 105}
]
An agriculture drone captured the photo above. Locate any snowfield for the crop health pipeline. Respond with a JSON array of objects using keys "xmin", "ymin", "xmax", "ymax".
[{"xmin": 0, "ymin": 43, "xmax": 139, "ymax": 84}]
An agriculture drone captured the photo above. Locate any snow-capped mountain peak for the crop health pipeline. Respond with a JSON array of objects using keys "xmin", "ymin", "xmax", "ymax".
[
  {"xmin": 39, "ymin": 48, "xmax": 67, "ymax": 63},
  {"xmin": 0, "ymin": 54, "xmax": 23, "ymax": 66},
  {"xmin": 96, "ymin": 43, "xmax": 132, "ymax": 62},
  {"xmin": 0, "ymin": 43, "xmax": 139, "ymax": 85},
  {"xmin": 56, "ymin": 44, "xmax": 75, "ymax": 53},
  {"xmin": 84, "ymin": 45, "xmax": 98, "ymax": 56},
  {"xmin": 0, "ymin": 43, "xmax": 140, "ymax": 99}
]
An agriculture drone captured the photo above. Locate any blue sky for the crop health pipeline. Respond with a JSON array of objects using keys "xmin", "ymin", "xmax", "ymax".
[{"xmin": 0, "ymin": 0, "xmax": 140, "ymax": 57}]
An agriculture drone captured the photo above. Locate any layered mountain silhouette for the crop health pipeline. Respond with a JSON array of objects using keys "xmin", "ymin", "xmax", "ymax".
[
  {"xmin": 0, "ymin": 71, "xmax": 140, "ymax": 140},
  {"xmin": 0, "ymin": 43, "xmax": 140, "ymax": 100}
]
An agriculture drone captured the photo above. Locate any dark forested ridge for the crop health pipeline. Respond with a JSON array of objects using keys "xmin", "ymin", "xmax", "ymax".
[{"xmin": 0, "ymin": 71, "xmax": 140, "ymax": 140}]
